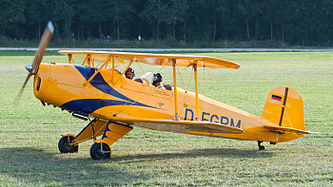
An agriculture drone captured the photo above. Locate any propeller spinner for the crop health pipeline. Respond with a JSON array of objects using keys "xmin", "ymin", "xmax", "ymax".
[{"xmin": 17, "ymin": 21, "xmax": 54, "ymax": 100}]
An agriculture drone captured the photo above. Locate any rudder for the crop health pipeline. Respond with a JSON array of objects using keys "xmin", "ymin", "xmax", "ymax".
[{"xmin": 261, "ymin": 87, "xmax": 305, "ymax": 141}]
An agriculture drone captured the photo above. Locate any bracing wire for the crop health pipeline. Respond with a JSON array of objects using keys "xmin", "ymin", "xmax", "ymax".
[
  {"xmin": 212, "ymin": 69, "xmax": 216, "ymax": 114},
  {"xmin": 177, "ymin": 66, "xmax": 186, "ymax": 89},
  {"xmin": 162, "ymin": 66, "xmax": 188, "ymax": 85},
  {"xmin": 136, "ymin": 61, "xmax": 145, "ymax": 75},
  {"xmin": 203, "ymin": 66, "xmax": 207, "ymax": 110},
  {"xmin": 185, "ymin": 67, "xmax": 193, "ymax": 91}
]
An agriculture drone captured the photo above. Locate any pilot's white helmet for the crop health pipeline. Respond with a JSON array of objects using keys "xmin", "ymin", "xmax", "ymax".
[{"xmin": 140, "ymin": 72, "xmax": 154, "ymax": 84}]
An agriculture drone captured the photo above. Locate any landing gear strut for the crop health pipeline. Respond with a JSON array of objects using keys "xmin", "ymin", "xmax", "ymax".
[{"xmin": 257, "ymin": 141, "xmax": 265, "ymax": 150}]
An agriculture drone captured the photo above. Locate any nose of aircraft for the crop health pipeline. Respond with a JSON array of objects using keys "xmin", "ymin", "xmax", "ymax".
[
  {"xmin": 17, "ymin": 21, "xmax": 54, "ymax": 101},
  {"xmin": 25, "ymin": 64, "xmax": 32, "ymax": 72}
]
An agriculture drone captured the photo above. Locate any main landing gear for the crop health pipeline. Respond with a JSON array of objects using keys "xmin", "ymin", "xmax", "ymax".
[
  {"xmin": 58, "ymin": 135, "xmax": 112, "ymax": 160},
  {"xmin": 57, "ymin": 119, "xmax": 133, "ymax": 160}
]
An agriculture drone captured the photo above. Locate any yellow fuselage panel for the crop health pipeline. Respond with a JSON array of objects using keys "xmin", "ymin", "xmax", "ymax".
[{"xmin": 33, "ymin": 63, "xmax": 296, "ymax": 142}]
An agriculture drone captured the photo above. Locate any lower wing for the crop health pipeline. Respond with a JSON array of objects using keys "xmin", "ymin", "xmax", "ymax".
[{"xmin": 109, "ymin": 117, "xmax": 244, "ymax": 134}]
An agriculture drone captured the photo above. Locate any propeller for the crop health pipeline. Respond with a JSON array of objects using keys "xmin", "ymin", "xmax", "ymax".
[{"xmin": 17, "ymin": 21, "xmax": 54, "ymax": 100}]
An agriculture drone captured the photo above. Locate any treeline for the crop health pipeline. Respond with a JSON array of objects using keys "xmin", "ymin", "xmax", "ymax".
[{"xmin": 1, "ymin": 0, "xmax": 333, "ymax": 46}]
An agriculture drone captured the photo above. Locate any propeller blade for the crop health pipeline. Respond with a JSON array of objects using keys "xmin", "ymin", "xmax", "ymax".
[
  {"xmin": 16, "ymin": 72, "xmax": 33, "ymax": 101},
  {"xmin": 31, "ymin": 21, "xmax": 54, "ymax": 74},
  {"xmin": 16, "ymin": 21, "xmax": 54, "ymax": 102}
]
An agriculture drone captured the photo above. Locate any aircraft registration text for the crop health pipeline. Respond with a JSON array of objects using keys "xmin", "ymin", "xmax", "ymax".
[{"xmin": 184, "ymin": 108, "xmax": 241, "ymax": 128}]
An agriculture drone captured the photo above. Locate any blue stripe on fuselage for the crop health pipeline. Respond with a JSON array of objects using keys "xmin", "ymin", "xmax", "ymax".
[
  {"xmin": 73, "ymin": 65, "xmax": 156, "ymax": 109},
  {"xmin": 74, "ymin": 65, "xmax": 96, "ymax": 80},
  {"xmin": 61, "ymin": 99, "xmax": 137, "ymax": 114}
]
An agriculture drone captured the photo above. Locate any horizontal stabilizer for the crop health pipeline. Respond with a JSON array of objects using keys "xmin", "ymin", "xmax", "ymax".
[
  {"xmin": 110, "ymin": 117, "xmax": 244, "ymax": 134},
  {"xmin": 264, "ymin": 125, "xmax": 318, "ymax": 134}
]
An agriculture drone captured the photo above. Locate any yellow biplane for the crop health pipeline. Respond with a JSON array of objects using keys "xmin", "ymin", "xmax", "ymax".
[{"xmin": 19, "ymin": 22, "xmax": 317, "ymax": 159}]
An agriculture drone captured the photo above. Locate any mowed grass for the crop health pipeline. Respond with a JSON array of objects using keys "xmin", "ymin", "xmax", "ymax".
[{"xmin": 0, "ymin": 51, "xmax": 332, "ymax": 186}]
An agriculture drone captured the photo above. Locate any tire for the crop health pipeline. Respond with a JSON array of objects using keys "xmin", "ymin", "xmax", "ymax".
[
  {"xmin": 58, "ymin": 136, "xmax": 79, "ymax": 153},
  {"xmin": 90, "ymin": 143, "xmax": 111, "ymax": 160}
]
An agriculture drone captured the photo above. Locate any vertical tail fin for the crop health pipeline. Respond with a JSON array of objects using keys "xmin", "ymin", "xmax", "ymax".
[{"xmin": 261, "ymin": 87, "xmax": 305, "ymax": 141}]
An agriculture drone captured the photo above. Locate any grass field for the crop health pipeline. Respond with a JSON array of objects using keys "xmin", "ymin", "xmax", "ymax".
[{"xmin": 0, "ymin": 51, "xmax": 332, "ymax": 186}]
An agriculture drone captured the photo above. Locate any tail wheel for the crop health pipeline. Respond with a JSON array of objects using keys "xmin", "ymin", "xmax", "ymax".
[
  {"xmin": 90, "ymin": 143, "xmax": 111, "ymax": 160},
  {"xmin": 58, "ymin": 136, "xmax": 79, "ymax": 153},
  {"xmin": 258, "ymin": 141, "xmax": 265, "ymax": 150}
]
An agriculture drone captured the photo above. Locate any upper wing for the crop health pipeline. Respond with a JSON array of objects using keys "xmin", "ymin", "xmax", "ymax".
[
  {"xmin": 58, "ymin": 50, "xmax": 240, "ymax": 69},
  {"xmin": 109, "ymin": 117, "xmax": 243, "ymax": 134},
  {"xmin": 264, "ymin": 125, "xmax": 318, "ymax": 134}
]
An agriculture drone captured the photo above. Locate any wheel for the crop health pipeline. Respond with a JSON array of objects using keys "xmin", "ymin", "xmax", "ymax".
[
  {"xmin": 257, "ymin": 141, "xmax": 265, "ymax": 150},
  {"xmin": 259, "ymin": 145, "xmax": 265, "ymax": 150},
  {"xmin": 58, "ymin": 136, "xmax": 79, "ymax": 153},
  {"xmin": 90, "ymin": 143, "xmax": 111, "ymax": 160}
]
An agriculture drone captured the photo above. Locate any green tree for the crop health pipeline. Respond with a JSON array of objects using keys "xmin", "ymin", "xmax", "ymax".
[
  {"xmin": 25, "ymin": 0, "xmax": 43, "ymax": 39},
  {"xmin": 208, "ymin": 0, "xmax": 228, "ymax": 41},
  {"xmin": 1, "ymin": 0, "xmax": 333, "ymax": 46},
  {"xmin": 107, "ymin": 0, "xmax": 134, "ymax": 40},
  {"xmin": 237, "ymin": 0, "xmax": 263, "ymax": 40},
  {"xmin": 0, "ymin": 0, "xmax": 25, "ymax": 37},
  {"xmin": 140, "ymin": 0, "xmax": 169, "ymax": 38},
  {"xmin": 52, "ymin": 0, "xmax": 73, "ymax": 38},
  {"xmin": 163, "ymin": 0, "xmax": 188, "ymax": 40}
]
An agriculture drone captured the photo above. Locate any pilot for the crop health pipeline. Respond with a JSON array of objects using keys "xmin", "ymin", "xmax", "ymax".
[
  {"xmin": 152, "ymin": 73, "xmax": 165, "ymax": 89},
  {"xmin": 125, "ymin": 67, "xmax": 135, "ymax": 80}
]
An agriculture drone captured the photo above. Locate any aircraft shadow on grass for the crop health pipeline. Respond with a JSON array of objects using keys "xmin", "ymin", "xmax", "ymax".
[
  {"xmin": 0, "ymin": 147, "xmax": 144, "ymax": 185},
  {"xmin": 112, "ymin": 147, "xmax": 274, "ymax": 163},
  {"xmin": 0, "ymin": 147, "xmax": 274, "ymax": 185}
]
